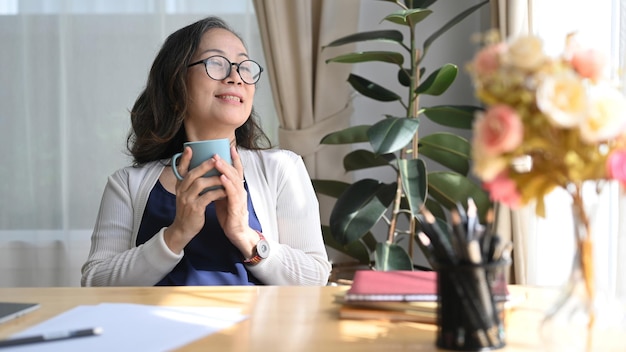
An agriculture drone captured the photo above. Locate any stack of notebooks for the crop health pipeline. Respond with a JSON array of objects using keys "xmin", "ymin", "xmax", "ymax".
[
  {"xmin": 335, "ymin": 269, "xmax": 511, "ymax": 324},
  {"xmin": 335, "ymin": 270, "xmax": 439, "ymax": 324}
]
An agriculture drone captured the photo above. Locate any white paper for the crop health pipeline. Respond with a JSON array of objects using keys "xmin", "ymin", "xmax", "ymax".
[{"xmin": 2, "ymin": 303, "xmax": 247, "ymax": 351}]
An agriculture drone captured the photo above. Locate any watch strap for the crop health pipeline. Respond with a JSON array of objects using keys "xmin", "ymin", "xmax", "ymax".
[{"xmin": 244, "ymin": 231, "xmax": 266, "ymax": 266}]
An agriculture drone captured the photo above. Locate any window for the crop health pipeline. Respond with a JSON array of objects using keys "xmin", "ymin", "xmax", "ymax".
[
  {"xmin": 0, "ymin": 0, "xmax": 277, "ymax": 286},
  {"xmin": 526, "ymin": 0, "xmax": 625, "ymax": 298}
]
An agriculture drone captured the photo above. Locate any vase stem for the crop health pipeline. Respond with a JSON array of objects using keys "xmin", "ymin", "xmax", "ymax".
[{"xmin": 541, "ymin": 187, "xmax": 596, "ymax": 352}]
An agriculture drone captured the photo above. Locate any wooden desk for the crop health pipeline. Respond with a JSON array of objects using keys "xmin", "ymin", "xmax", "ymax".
[{"xmin": 0, "ymin": 286, "xmax": 623, "ymax": 351}]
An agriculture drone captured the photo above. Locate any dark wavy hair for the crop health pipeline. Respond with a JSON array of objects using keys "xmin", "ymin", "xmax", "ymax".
[{"xmin": 127, "ymin": 16, "xmax": 272, "ymax": 165}]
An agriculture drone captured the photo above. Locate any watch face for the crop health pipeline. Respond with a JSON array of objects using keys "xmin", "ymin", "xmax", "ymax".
[{"xmin": 257, "ymin": 239, "xmax": 270, "ymax": 258}]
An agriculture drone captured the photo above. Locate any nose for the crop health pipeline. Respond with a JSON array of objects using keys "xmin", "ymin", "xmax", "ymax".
[{"xmin": 226, "ymin": 63, "xmax": 242, "ymax": 85}]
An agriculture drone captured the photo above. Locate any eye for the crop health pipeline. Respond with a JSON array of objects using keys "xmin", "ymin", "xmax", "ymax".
[{"xmin": 206, "ymin": 57, "xmax": 226, "ymax": 68}]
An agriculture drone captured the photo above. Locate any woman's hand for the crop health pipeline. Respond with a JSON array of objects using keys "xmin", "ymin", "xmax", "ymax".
[
  {"xmin": 164, "ymin": 146, "xmax": 226, "ymax": 254},
  {"xmin": 214, "ymin": 146, "xmax": 260, "ymax": 257}
]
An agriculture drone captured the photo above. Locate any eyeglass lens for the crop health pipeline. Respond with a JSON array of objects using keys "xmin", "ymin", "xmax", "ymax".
[{"xmin": 205, "ymin": 56, "xmax": 262, "ymax": 84}]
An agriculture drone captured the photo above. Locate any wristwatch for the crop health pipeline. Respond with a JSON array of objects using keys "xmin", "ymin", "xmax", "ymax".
[{"xmin": 244, "ymin": 232, "xmax": 270, "ymax": 265}]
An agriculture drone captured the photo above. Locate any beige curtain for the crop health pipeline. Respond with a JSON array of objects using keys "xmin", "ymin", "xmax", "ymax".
[
  {"xmin": 489, "ymin": 0, "xmax": 533, "ymax": 284},
  {"xmin": 252, "ymin": 0, "xmax": 359, "ymax": 226}
]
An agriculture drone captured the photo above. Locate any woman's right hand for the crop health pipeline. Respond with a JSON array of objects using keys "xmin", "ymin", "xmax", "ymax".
[{"xmin": 164, "ymin": 146, "xmax": 226, "ymax": 254}]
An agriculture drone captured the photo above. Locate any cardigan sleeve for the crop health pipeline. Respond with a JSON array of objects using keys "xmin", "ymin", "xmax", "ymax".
[
  {"xmin": 245, "ymin": 150, "xmax": 332, "ymax": 285},
  {"xmin": 81, "ymin": 168, "xmax": 183, "ymax": 286}
]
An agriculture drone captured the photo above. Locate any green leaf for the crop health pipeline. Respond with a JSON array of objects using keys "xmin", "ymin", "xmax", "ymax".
[
  {"xmin": 422, "ymin": 105, "xmax": 483, "ymax": 129},
  {"xmin": 344, "ymin": 150, "xmax": 393, "ymax": 171},
  {"xmin": 323, "ymin": 30, "xmax": 404, "ymax": 48},
  {"xmin": 311, "ymin": 179, "xmax": 350, "ymax": 199},
  {"xmin": 423, "ymin": 0, "xmax": 489, "ymax": 56},
  {"xmin": 330, "ymin": 179, "xmax": 397, "ymax": 245},
  {"xmin": 348, "ymin": 74, "xmax": 402, "ymax": 102},
  {"xmin": 320, "ymin": 125, "xmax": 371, "ymax": 144},
  {"xmin": 419, "ymin": 133, "xmax": 470, "ymax": 175},
  {"xmin": 368, "ymin": 117, "xmax": 420, "ymax": 154},
  {"xmin": 383, "ymin": 9, "xmax": 433, "ymax": 26},
  {"xmin": 322, "ymin": 225, "xmax": 370, "ymax": 264},
  {"xmin": 374, "ymin": 242, "xmax": 413, "ymax": 271},
  {"xmin": 405, "ymin": 0, "xmax": 437, "ymax": 9},
  {"xmin": 327, "ymin": 51, "xmax": 404, "ymax": 65},
  {"xmin": 415, "ymin": 64, "xmax": 457, "ymax": 96},
  {"xmin": 361, "ymin": 232, "xmax": 379, "ymax": 252},
  {"xmin": 424, "ymin": 198, "xmax": 446, "ymax": 222},
  {"xmin": 427, "ymin": 171, "xmax": 491, "ymax": 220},
  {"xmin": 398, "ymin": 158, "xmax": 427, "ymax": 218},
  {"xmin": 398, "ymin": 67, "xmax": 411, "ymax": 87}
]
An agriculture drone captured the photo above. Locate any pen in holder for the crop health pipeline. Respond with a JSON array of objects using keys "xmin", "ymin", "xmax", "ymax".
[
  {"xmin": 436, "ymin": 260, "xmax": 510, "ymax": 351},
  {"xmin": 417, "ymin": 200, "xmax": 512, "ymax": 351}
]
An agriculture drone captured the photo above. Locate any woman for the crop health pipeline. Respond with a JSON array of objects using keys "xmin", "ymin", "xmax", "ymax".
[{"xmin": 81, "ymin": 16, "xmax": 331, "ymax": 286}]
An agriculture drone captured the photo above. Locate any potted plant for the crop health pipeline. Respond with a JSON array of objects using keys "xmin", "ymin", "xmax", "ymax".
[{"xmin": 313, "ymin": 0, "xmax": 491, "ymax": 272}]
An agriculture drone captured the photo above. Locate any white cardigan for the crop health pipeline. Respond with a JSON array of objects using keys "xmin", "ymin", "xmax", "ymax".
[{"xmin": 81, "ymin": 148, "xmax": 331, "ymax": 286}]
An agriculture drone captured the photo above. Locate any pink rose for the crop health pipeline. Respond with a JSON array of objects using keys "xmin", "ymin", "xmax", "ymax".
[
  {"xmin": 482, "ymin": 171, "xmax": 522, "ymax": 208},
  {"xmin": 472, "ymin": 43, "xmax": 505, "ymax": 77},
  {"xmin": 570, "ymin": 48, "xmax": 606, "ymax": 81},
  {"xmin": 473, "ymin": 105, "xmax": 523, "ymax": 156},
  {"xmin": 607, "ymin": 150, "xmax": 626, "ymax": 186}
]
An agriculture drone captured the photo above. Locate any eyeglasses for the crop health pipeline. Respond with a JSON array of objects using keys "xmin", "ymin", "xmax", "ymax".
[{"xmin": 187, "ymin": 55, "xmax": 263, "ymax": 85}]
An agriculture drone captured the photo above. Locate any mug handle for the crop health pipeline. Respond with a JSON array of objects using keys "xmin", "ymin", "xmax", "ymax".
[{"xmin": 171, "ymin": 152, "xmax": 184, "ymax": 181}]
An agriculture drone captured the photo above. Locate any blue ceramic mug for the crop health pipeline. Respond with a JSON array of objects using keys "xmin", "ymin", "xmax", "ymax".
[{"xmin": 171, "ymin": 139, "xmax": 232, "ymax": 181}]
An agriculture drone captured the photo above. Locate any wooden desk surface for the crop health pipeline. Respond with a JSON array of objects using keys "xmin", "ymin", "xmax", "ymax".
[{"xmin": 0, "ymin": 285, "xmax": 623, "ymax": 351}]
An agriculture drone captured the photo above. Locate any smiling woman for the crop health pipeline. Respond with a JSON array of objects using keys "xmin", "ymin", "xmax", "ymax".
[
  {"xmin": 79, "ymin": 15, "xmax": 331, "ymax": 287},
  {"xmin": 0, "ymin": 0, "xmax": 278, "ymax": 287}
]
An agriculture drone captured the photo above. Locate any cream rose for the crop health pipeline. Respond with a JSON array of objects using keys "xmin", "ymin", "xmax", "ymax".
[
  {"xmin": 536, "ymin": 70, "xmax": 587, "ymax": 128},
  {"xmin": 503, "ymin": 35, "xmax": 546, "ymax": 71},
  {"xmin": 580, "ymin": 84, "xmax": 626, "ymax": 143}
]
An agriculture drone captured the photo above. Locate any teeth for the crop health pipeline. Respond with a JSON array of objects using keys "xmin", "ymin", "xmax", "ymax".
[{"xmin": 219, "ymin": 95, "xmax": 241, "ymax": 102}]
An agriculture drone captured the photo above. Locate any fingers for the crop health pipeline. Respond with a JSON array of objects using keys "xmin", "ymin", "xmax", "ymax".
[
  {"xmin": 176, "ymin": 146, "xmax": 242, "ymax": 202},
  {"xmin": 213, "ymin": 146, "xmax": 244, "ymax": 186},
  {"xmin": 175, "ymin": 147, "xmax": 193, "ymax": 179},
  {"xmin": 176, "ymin": 158, "xmax": 223, "ymax": 196}
]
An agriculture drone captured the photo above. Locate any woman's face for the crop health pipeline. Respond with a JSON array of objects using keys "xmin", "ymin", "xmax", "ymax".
[{"xmin": 185, "ymin": 28, "xmax": 255, "ymax": 141}]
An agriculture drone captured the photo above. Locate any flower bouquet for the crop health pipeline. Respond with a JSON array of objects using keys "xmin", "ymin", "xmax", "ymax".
[{"xmin": 468, "ymin": 31, "xmax": 626, "ymax": 350}]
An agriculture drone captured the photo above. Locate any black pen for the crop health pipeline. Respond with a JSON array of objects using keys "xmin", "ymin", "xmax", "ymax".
[{"xmin": 0, "ymin": 327, "xmax": 103, "ymax": 348}]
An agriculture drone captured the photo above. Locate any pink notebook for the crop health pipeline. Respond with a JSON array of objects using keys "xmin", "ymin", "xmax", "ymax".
[
  {"xmin": 345, "ymin": 270, "xmax": 437, "ymax": 302},
  {"xmin": 345, "ymin": 270, "xmax": 509, "ymax": 302}
]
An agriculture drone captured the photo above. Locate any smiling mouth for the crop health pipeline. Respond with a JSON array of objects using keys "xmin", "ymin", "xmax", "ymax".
[{"xmin": 216, "ymin": 95, "xmax": 242, "ymax": 103}]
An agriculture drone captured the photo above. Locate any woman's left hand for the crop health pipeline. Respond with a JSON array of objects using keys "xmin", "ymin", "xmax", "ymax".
[{"xmin": 213, "ymin": 146, "xmax": 259, "ymax": 255}]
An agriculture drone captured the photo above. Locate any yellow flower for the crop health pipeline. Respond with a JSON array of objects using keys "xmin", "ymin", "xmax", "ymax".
[{"xmin": 471, "ymin": 147, "xmax": 508, "ymax": 182}]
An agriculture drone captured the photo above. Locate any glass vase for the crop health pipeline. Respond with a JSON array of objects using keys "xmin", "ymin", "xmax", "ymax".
[{"xmin": 540, "ymin": 188, "xmax": 596, "ymax": 352}]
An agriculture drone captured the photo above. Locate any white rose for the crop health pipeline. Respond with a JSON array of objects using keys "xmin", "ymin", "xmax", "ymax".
[
  {"xmin": 536, "ymin": 70, "xmax": 587, "ymax": 128},
  {"xmin": 580, "ymin": 84, "xmax": 626, "ymax": 143},
  {"xmin": 503, "ymin": 35, "xmax": 547, "ymax": 71}
]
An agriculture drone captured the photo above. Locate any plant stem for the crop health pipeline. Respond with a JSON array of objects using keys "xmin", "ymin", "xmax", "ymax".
[{"xmin": 387, "ymin": 159, "xmax": 404, "ymax": 243}]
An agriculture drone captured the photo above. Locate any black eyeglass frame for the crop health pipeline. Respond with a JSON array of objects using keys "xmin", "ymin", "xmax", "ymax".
[{"xmin": 187, "ymin": 55, "xmax": 264, "ymax": 85}]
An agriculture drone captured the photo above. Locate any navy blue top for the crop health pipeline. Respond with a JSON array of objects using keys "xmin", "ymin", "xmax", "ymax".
[{"xmin": 136, "ymin": 180, "xmax": 263, "ymax": 286}]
